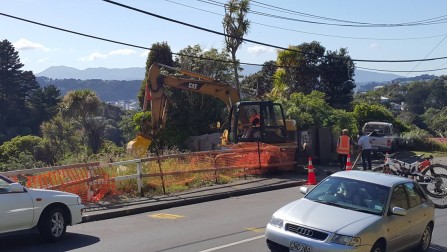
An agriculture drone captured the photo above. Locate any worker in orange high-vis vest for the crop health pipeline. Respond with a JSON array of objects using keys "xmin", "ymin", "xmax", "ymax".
[{"xmin": 336, "ymin": 129, "xmax": 354, "ymax": 170}]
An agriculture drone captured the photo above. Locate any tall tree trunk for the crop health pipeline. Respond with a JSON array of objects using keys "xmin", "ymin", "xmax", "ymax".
[{"xmin": 231, "ymin": 51, "xmax": 240, "ymax": 97}]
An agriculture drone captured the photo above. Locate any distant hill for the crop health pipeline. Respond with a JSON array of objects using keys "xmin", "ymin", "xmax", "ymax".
[
  {"xmin": 37, "ymin": 66, "xmax": 404, "ymax": 84},
  {"xmin": 354, "ymin": 70, "xmax": 403, "ymax": 84},
  {"xmin": 239, "ymin": 65, "xmax": 403, "ymax": 85},
  {"xmin": 37, "ymin": 66, "xmax": 436, "ymax": 101},
  {"xmin": 37, "ymin": 66, "xmax": 145, "ymax": 81},
  {"xmin": 36, "ymin": 77, "xmax": 141, "ymax": 102}
]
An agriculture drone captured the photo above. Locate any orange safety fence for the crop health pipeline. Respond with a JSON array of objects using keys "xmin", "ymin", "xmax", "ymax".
[
  {"xmin": 3, "ymin": 142, "xmax": 297, "ymax": 202},
  {"xmin": 9, "ymin": 163, "xmax": 116, "ymax": 203}
]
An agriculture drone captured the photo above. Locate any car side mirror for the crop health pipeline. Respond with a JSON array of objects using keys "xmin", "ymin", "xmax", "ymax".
[
  {"xmin": 391, "ymin": 206, "xmax": 407, "ymax": 216},
  {"xmin": 8, "ymin": 183, "xmax": 25, "ymax": 193},
  {"xmin": 299, "ymin": 186, "xmax": 308, "ymax": 195}
]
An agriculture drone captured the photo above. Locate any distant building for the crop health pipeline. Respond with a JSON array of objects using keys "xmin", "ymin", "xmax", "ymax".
[{"xmin": 108, "ymin": 99, "xmax": 139, "ymax": 111}]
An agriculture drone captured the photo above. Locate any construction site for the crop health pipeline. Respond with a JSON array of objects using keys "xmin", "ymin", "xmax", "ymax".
[{"xmin": 0, "ymin": 63, "xmax": 341, "ymax": 204}]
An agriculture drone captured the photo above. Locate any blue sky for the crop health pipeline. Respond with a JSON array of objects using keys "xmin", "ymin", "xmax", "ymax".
[{"xmin": 2, "ymin": 0, "xmax": 447, "ymax": 77}]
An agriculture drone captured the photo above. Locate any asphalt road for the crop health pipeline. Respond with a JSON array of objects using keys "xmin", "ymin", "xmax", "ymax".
[{"xmin": 2, "ymin": 186, "xmax": 447, "ymax": 252}]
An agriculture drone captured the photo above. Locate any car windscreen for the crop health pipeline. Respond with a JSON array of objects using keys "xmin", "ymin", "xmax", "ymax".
[{"xmin": 305, "ymin": 177, "xmax": 390, "ymax": 215}]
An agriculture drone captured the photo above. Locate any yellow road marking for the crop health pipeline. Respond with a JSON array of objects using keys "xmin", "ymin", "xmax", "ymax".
[
  {"xmin": 245, "ymin": 227, "xmax": 265, "ymax": 233},
  {"xmin": 149, "ymin": 213, "xmax": 185, "ymax": 219}
]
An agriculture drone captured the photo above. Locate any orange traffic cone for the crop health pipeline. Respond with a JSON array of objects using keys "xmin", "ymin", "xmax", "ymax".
[
  {"xmin": 306, "ymin": 156, "xmax": 317, "ymax": 185},
  {"xmin": 345, "ymin": 154, "xmax": 352, "ymax": 171}
]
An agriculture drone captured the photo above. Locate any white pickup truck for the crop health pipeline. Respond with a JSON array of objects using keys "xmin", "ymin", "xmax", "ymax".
[{"xmin": 362, "ymin": 122, "xmax": 399, "ymax": 153}]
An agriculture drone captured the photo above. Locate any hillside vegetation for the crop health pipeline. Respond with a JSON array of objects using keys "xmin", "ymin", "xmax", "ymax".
[{"xmin": 1, "ymin": 37, "xmax": 446, "ymax": 171}]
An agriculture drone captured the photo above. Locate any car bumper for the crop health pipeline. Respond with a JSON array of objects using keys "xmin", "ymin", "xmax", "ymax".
[
  {"xmin": 68, "ymin": 204, "xmax": 84, "ymax": 225},
  {"xmin": 265, "ymin": 224, "xmax": 372, "ymax": 252}
]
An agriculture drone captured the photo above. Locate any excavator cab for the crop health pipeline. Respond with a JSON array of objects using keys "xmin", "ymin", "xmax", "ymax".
[{"xmin": 227, "ymin": 101, "xmax": 290, "ymax": 144}]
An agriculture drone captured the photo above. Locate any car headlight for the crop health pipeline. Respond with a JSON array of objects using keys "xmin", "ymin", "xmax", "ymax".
[
  {"xmin": 77, "ymin": 197, "xmax": 82, "ymax": 205},
  {"xmin": 331, "ymin": 234, "xmax": 361, "ymax": 247},
  {"xmin": 269, "ymin": 216, "xmax": 284, "ymax": 228}
]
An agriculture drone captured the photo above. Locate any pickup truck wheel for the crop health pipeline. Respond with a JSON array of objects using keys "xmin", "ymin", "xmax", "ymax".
[{"xmin": 38, "ymin": 207, "xmax": 67, "ymax": 241}]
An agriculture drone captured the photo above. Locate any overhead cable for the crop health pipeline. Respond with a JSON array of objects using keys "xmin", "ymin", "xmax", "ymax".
[
  {"xmin": 204, "ymin": 0, "xmax": 447, "ymax": 27},
  {"xmin": 168, "ymin": 0, "xmax": 447, "ymax": 41},
  {"xmin": 101, "ymin": 0, "xmax": 447, "ymax": 63},
  {"xmin": 1, "ymin": 12, "xmax": 447, "ymax": 73}
]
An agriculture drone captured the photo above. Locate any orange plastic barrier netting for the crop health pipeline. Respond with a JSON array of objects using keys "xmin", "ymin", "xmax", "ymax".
[
  {"xmin": 10, "ymin": 165, "xmax": 117, "ymax": 203},
  {"xmin": 6, "ymin": 143, "xmax": 296, "ymax": 201},
  {"xmin": 215, "ymin": 143, "xmax": 296, "ymax": 173}
]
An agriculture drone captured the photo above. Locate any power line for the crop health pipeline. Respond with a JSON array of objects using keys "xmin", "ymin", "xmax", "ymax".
[
  {"xmin": 206, "ymin": 0, "xmax": 447, "ymax": 27},
  {"xmin": 101, "ymin": 0, "xmax": 447, "ymax": 63},
  {"xmin": 1, "ymin": 12, "xmax": 446, "ymax": 73},
  {"xmin": 405, "ymin": 34, "xmax": 447, "ymax": 76},
  {"xmin": 357, "ymin": 66, "xmax": 447, "ymax": 73},
  {"xmin": 250, "ymin": 0, "xmax": 447, "ymax": 27},
  {"xmin": 167, "ymin": 0, "xmax": 447, "ymax": 41}
]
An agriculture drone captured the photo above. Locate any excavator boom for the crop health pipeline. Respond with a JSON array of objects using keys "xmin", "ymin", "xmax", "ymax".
[
  {"xmin": 127, "ymin": 62, "xmax": 298, "ymax": 173},
  {"xmin": 127, "ymin": 62, "xmax": 240, "ymax": 156}
]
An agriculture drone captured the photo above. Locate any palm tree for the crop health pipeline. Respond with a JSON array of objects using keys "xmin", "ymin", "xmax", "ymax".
[
  {"xmin": 60, "ymin": 90, "xmax": 104, "ymax": 154},
  {"xmin": 223, "ymin": 0, "xmax": 250, "ymax": 97}
]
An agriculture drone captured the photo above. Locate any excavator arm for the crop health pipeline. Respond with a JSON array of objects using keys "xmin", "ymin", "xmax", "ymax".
[
  {"xmin": 146, "ymin": 63, "xmax": 240, "ymax": 136},
  {"xmin": 127, "ymin": 62, "xmax": 240, "ymax": 156}
]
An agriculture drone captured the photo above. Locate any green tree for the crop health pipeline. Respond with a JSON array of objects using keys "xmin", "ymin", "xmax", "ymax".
[
  {"xmin": 102, "ymin": 103, "xmax": 126, "ymax": 146},
  {"xmin": 28, "ymin": 84, "xmax": 61, "ymax": 133},
  {"xmin": 60, "ymin": 89, "xmax": 103, "ymax": 154},
  {"xmin": 0, "ymin": 39, "xmax": 41, "ymax": 143},
  {"xmin": 277, "ymin": 42, "xmax": 325, "ymax": 95},
  {"xmin": 241, "ymin": 61, "xmax": 277, "ymax": 99},
  {"xmin": 269, "ymin": 88, "xmax": 357, "ymax": 134},
  {"xmin": 276, "ymin": 42, "xmax": 355, "ymax": 110},
  {"xmin": 352, "ymin": 103, "xmax": 407, "ymax": 132},
  {"xmin": 286, "ymin": 91, "xmax": 333, "ymax": 129},
  {"xmin": 223, "ymin": 0, "xmax": 250, "ymax": 96},
  {"xmin": 138, "ymin": 42, "xmax": 174, "ymax": 109},
  {"xmin": 267, "ymin": 68, "xmax": 289, "ymax": 102},
  {"xmin": 405, "ymin": 81, "xmax": 431, "ymax": 114},
  {"xmin": 319, "ymin": 48, "xmax": 355, "ymax": 110},
  {"xmin": 0, "ymin": 135, "xmax": 51, "ymax": 170},
  {"xmin": 175, "ymin": 45, "xmax": 234, "ymax": 82},
  {"xmin": 325, "ymin": 109, "xmax": 358, "ymax": 136},
  {"xmin": 40, "ymin": 114, "xmax": 83, "ymax": 162},
  {"xmin": 424, "ymin": 79, "xmax": 447, "ymax": 109},
  {"xmin": 422, "ymin": 107, "xmax": 447, "ymax": 137},
  {"xmin": 32, "ymin": 85, "xmax": 61, "ymax": 119},
  {"xmin": 118, "ymin": 110, "xmax": 139, "ymax": 143}
]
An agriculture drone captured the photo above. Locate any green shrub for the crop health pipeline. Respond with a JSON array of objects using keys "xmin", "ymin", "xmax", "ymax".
[{"xmin": 400, "ymin": 128, "xmax": 440, "ymax": 151}]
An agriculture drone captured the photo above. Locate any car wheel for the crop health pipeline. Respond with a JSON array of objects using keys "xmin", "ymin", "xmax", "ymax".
[
  {"xmin": 371, "ymin": 240, "xmax": 385, "ymax": 252},
  {"xmin": 38, "ymin": 207, "xmax": 67, "ymax": 241},
  {"xmin": 417, "ymin": 224, "xmax": 432, "ymax": 252}
]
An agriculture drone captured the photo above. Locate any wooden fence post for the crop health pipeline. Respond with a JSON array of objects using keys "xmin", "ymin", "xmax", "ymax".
[
  {"xmin": 87, "ymin": 165, "xmax": 94, "ymax": 202},
  {"xmin": 136, "ymin": 161, "xmax": 143, "ymax": 196}
]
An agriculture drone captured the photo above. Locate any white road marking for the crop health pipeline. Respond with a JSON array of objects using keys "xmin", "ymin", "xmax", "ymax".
[{"xmin": 199, "ymin": 235, "xmax": 265, "ymax": 252}]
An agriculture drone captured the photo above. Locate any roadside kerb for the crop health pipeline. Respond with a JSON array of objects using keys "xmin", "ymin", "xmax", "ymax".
[{"xmin": 81, "ymin": 177, "xmax": 308, "ymax": 223}]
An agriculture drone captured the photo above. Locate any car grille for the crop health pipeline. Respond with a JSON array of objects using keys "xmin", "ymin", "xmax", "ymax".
[{"xmin": 285, "ymin": 223, "xmax": 328, "ymax": 241}]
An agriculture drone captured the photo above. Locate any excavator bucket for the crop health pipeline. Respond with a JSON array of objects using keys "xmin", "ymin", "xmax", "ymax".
[{"xmin": 126, "ymin": 135, "xmax": 152, "ymax": 157}]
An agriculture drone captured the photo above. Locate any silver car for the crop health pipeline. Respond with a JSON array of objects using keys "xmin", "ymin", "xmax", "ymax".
[{"xmin": 265, "ymin": 170, "xmax": 435, "ymax": 252}]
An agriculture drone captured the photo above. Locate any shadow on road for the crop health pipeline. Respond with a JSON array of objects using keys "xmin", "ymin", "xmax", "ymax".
[
  {"xmin": 0, "ymin": 232, "xmax": 100, "ymax": 252},
  {"xmin": 429, "ymin": 244, "xmax": 447, "ymax": 252}
]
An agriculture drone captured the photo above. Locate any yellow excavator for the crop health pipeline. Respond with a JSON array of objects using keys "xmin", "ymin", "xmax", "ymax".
[{"xmin": 127, "ymin": 62, "xmax": 298, "ymax": 161}]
